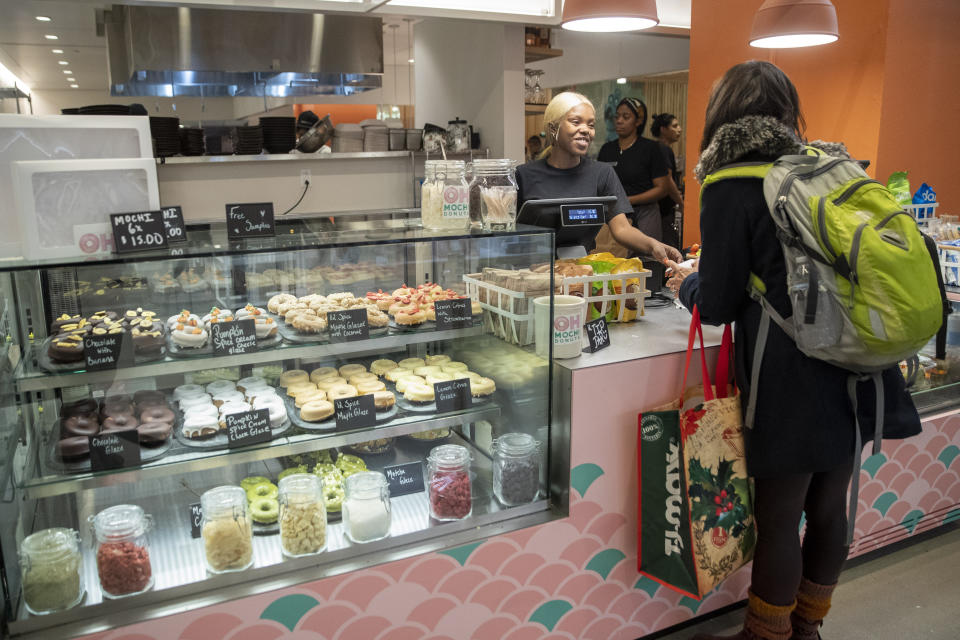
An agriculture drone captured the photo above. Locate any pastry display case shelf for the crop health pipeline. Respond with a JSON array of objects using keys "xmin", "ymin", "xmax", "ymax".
[
  {"xmin": 21, "ymin": 405, "xmax": 501, "ymax": 500},
  {"xmin": 14, "ymin": 325, "xmax": 483, "ymax": 393}
]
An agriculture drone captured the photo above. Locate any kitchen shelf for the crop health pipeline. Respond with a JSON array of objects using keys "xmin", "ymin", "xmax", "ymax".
[{"xmin": 524, "ymin": 46, "xmax": 563, "ymax": 63}]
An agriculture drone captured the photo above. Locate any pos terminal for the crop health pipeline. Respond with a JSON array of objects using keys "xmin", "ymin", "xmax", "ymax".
[{"xmin": 516, "ymin": 196, "xmax": 616, "ymax": 259}]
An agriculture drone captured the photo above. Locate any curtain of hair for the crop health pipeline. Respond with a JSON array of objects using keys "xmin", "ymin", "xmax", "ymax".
[{"xmin": 641, "ymin": 78, "xmax": 688, "ymax": 177}]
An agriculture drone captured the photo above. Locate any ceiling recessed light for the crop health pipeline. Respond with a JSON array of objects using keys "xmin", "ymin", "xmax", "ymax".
[
  {"xmin": 67, "ymin": 77, "xmax": 75, "ymax": 82},
  {"xmin": 58, "ymin": 60, "xmax": 69, "ymax": 65},
  {"xmin": 70, "ymin": 84, "xmax": 79, "ymax": 89},
  {"xmin": 51, "ymin": 49, "xmax": 63, "ymax": 54},
  {"xmin": 408, "ymin": 58, "xmax": 415, "ymax": 64},
  {"xmin": 62, "ymin": 70, "xmax": 72, "ymax": 74},
  {"xmin": 44, "ymin": 34, "xmax": 58, "ymax": 40},
  {"xmin": 616, "ymin": 77, "xmax": 627, "ymax": 84},
  {"xmin": 35, "ymin": 16, "xmax": 52, "ymax": 22}
]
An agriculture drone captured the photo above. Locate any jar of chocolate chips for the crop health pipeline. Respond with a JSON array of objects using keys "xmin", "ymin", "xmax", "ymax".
[{"xmin": 492, "ymin": 432, "xmax": 540, "ymax": 506}]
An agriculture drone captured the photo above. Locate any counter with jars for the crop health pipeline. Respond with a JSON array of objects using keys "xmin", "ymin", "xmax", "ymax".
[{"xmin": 0, "ymin": 217, "xmax": 563, "ymax": 638}]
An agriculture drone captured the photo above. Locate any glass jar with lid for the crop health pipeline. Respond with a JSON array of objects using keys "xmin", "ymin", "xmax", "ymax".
[
  {"xmin": 343, "ymin": 470, "xmax": 391, "ymax": 543},
  {"xmin": 89, "ymin": 504, "xmax": 154, "ymax": 598},
  {"xmin": 421, "ymin": 160, "xmax": 470, "ymax": 231},
  {"xmin": 446, "ymin": 117, "xmax": 470, "ymax": 153},
  {"xmin": 19, "ymin": 527, "xmax": 84, "ymax": 615},
  {"xmin": 492, "ymin": 432, "xmax": 541, "ymax": 506},
  {"xmin": 201, "ymin": 486, "xmax": 253, "ymax": 573},
  {"xmin": 278, "ymin": 473, "xmax": 327, "ymax": 557},
  {"xmin": 469, "ymin": 159, "xmax": 518, "ymax": 231},
  {"xmin": 426, "ymin": 444, "xmax": 473, "ymax": 521}
]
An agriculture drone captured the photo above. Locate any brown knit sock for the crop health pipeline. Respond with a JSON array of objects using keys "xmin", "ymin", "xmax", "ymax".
[
  {"xmin": 744, "ymin": 590, "xmax": 795, "ymax": 640},
  {"xmin": 791, "ymin": 577, "xmax": 836, "ymax": 639}
]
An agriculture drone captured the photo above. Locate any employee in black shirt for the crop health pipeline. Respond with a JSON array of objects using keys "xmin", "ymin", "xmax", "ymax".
[
  {"xmin": 651, "ymin": 112, "xmax": 685, "ymax": 250},
  {"xmin": 597, "ymin": 98, "xmax": 669, "ymax": 242},
  {"xmin": 516, "ymin": 92, "xmax": 681, "ymax": 262}
]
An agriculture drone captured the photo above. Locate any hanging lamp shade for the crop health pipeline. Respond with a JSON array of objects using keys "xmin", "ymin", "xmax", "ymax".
[
  {"xmin": 750, "ymin": 0, "xmax": 839, "ymax": 48},
  {"xmin": 561, "ymin": 0, "xmax": 659, "ymax": 33}
]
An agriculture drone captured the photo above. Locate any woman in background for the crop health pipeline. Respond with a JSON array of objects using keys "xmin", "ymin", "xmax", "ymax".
[
  {"xmin": 597, "ymin": 98, "xmax": 669, "ymax": 245},
  {"xmin": 651, "ymin": 112, "xmax": 684, "ymax": 250}
]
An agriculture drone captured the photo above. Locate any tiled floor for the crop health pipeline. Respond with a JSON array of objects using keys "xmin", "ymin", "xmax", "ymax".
[{"xmin": 653, "ymin": 524, "xmax": 960, "ymax": 639}]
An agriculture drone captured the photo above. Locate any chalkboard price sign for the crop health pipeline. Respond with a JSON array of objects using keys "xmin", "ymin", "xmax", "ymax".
[
  {"xmin": 89, "ymin": 429, "xmax": 141, "ymax": 471},
  {"xmin": 383, "ymin": 461, "xmax": 425, "ymax": 497},
  {"xmin": 83, "ymin": 332, "xmax": 134, "ymax": 371},
  {"xmin": 162, "ymin": 206, "xmax": 187, "ymax": 243},
  {"xmin": 583, "ymin": 317, "xmax": 611, "ymax": 353},
  {"xmin": 328, "ymin": 308, "xmax": 369, "ymax": 343},
  {"xmin": 434, "ymin": 378, "xmax": 472, "ymax": 413},
  {"xmin": 110, "ymin": 211, "xmax": 169, "ymax": 253},
  {"xmin": 210, "ymin": 318, "xmax": 257, "ymax": 356},
  {"xmin": 226, "ymin": 203, "xmax": 275, "ymax": 239},
  {"xmin": 334, "ymin": 394, "xmax": 377, "ymax": 430},
  {"xmin": 433, "ymin": 298, "xmax": 473, "ymax": 330},
  {"xmin": 188, "ymin": 503, "xmax": 203, "ymax": 539},
  {"xmin": 226, "ymin": 409, "xmax": 272, "ymax": 448}
]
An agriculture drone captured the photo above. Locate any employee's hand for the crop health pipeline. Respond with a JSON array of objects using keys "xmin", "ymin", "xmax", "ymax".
[
  {"xmin": 651, "ymin": 241, "xmax": 682, "ymax": 264},
  {"xmin": 664, "ymin": 258, "xmax": 698, "ymax": 293}
]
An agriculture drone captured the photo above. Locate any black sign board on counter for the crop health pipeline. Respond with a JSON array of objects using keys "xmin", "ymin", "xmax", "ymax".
[
  {"xmin": 434, "ymin": 378, "xmax": 472, "ymax": 413},
  {"xmin": 327, "ymin": 308, "xmax": 370, "ymax": 343},
  {"xmin": 226, "ymin": 409, "xmax": 272, "ymax": 448},
  {"xmin": 226, "ymin": 202, "xmax": 275, "ymax": 239},
  {"xmin": 89, "ymin": 430, "xmax": 141, "ymax": 471},
  {"xmin": 433, "ymin": 298, "xmax": 473, "ymax": 330},
  {"xmin": 161, "ymin": 206, "xmax": 187, "ymax": 243},
  {"xmin": 110, "ymin": 211, "xmax": 169, "ymax": 253},
  {"xmin": 334, "ymin": 394, "xmax": 377, "ymax": 431},
  {"xmin": 383, "ymin": 461, "xmax": 426, "ymax": 497},
  {"xmin": 583, "ymin": 317, "xmax": 611, "ymax": 353},
  {"xmin": 83, "ymin": 332, "xmax": 134, "ymax": 371},
  {"xmin": 188, "ymin": 503, "xmax": 203, "ymax": 539},
  {"xmin": 210, "ymin": 318, "xmax": 257, "ymax": 356}
]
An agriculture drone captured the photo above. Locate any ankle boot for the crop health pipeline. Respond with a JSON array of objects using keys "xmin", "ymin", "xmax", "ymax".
[
  {"xmin": 691, "ymin": 590, "xmax": 795, "ymax": 640},
  {"xmin": 790, "ymin": 577, "xmax": 836, "ymax": 640}
]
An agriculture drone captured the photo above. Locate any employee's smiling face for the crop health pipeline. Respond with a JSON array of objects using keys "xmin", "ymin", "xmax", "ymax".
[{"xmin": 555, "ymin": 104, "xmax": 596, "ymax": 156}]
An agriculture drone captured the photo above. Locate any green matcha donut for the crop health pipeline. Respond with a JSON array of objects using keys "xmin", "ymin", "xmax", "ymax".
[
  {"xmin": 246, "ymin": 482, "xmax": 279, "ymax": 502},
  {"xmin": 240, "ymin": 475, "xmax": 271, "ymax": 491},
  {"xmin": 250, "ymin": 497, "xmax": 279, "ymax": 524},
  {"xmin": 278, "ymin": 465, "xmax": 308, "ymax": 481}
]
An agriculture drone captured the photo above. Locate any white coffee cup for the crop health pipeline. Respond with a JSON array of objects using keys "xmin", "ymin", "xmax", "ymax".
[{"xmin": 533, "ymin": 294, "xmax": 586, "ymax": 359}]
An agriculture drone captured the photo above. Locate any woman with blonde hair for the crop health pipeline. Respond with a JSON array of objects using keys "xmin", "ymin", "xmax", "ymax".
[{"xmin": 516, "ymin": 92, "xmax": 681, "ymax": 262}]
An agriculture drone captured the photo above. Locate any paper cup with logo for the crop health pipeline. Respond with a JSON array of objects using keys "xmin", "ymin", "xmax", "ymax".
[{"xmin": 533, "ymin": 295, "xmax": 586, "ymax": 359}]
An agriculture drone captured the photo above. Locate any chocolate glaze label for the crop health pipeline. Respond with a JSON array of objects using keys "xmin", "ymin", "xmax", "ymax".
[
  {"xmin": 328, "ymin": 308, "xmax": 369, "ymax": 343},
  {"xmin": 434, "ymin": 378, "xmax": 472, "ymax": 412},
  {"xmin": 89, "ymin": 430, "xmax": 141, "ymax": 471},
  {"xmin": 210, "ymin": 318, "xmax": 257, "ymax": 356},
  {"xmin": 334, "ymin": 395, "xmax": 376, "ymax": 430},
  {"xmin": 110, "ymin": 211, "xmax": 169, "ymax": 253},
  {"xmin": 384, "ymin": 461, "xmax": 425, "ymax": 497},
  {"xmin": 226, "ymin": 409, "xmax": 272, "ymax": 448},
  {"xmin": 226, "ymin": 203, "xmax": 275, "ymax": 239},
  {"xmin": 433, "ymin": 298, "xmax": 473, "ymax": 330}
]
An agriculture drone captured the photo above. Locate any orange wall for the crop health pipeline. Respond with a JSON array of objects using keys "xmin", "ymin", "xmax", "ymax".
[
  {"xmin": 684, "ymin": 0, "xmax": 893, "ymax": 246},
  {"xmin": 875, "ymin": 0, "xmax": 960, "ymax": 214},
  {"xmin": 294, "ymin": 104, "xmax": 378, "ymax": 126}
]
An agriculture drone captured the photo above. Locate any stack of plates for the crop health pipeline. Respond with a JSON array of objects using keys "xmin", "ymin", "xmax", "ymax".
[
  {"xmin": 259, "ymin": 117, "xmax": 296, "ymax": 154},
  {"xmin": 179, "ymin": 128, "xmax": 205, "ymax": 156},
  {"xmin": 405, "ymin": 128, "xmax": 423, "ymax": 151},
  {"xmin": 149, "ymin": 117, "xmax": 181, "ymax": 157},
  {"xmin": 362, "ymin": 123, "xmax": 389, "ymax": 152},
  {"xmin": 79, "ymin": 104, "xmax": 134, "ymax": 116},
  {"xmin": 332, "ymin": 124, "xmax": 363, "ymax": 153},
  {"xmin": 234, "ymin": 125, "xmax": 264, "ymax": 155}
]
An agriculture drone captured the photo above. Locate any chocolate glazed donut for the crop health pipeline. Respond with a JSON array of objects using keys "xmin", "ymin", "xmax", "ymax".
[
  {"xmin": 56, "ymin": 436, "xmax": 91, "ymax": 460},
  {"xmin": 61, "ymin": 415, "xmax": 100, "ymax": 438},
  {"xmin": 100, "ymin": 402, "xmax": 135, "ymax": 419},
  {"xmin": 133, "ymin": 390, "xmax": 166, "ymax": 405},
  {"xmin": 138, "ymin": 405, "xmax": 174, "ymax": 424},
  {"xmin": 137, "ymin": 421, "xmax": 173, "ymax": 444},
  {"xmin": 102, "ymin": 414, "xmax": 139, "ymax": 431},
  {"xmin": 60, "ymin": 398, "xmax": 98, "ymax": 418}
]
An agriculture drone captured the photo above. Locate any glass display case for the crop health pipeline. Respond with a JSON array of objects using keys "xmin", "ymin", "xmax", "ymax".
[{"xmin": 0, "ymin": 217, "xmax": 563, "ymax": 638}]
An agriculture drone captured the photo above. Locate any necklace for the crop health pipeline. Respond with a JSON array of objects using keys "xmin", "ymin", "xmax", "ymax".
[{"xmin": 619, "ymin": 136, "xmax": 636, "ymax": 154}]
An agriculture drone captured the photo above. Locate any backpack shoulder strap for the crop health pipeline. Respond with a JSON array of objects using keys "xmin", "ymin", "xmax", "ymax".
[{"xmin": 700, "ymin": 162, "xmax": 774, "ymax": 206}]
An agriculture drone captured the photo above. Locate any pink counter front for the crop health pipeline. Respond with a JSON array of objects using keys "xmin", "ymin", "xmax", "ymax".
[{"xmin": 81, "ymin": 309, "xmax": 960, "ymax": 640}]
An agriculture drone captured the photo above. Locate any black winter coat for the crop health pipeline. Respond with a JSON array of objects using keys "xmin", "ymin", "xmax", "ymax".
[{"xmin": 679, "ymin": 172, "xmax": 922, "ymax": 479}]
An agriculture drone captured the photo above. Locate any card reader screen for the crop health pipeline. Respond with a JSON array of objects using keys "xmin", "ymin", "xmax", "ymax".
[{"xmin": 560, "ymin": 204, "xmax": 604, "ymax": 226}]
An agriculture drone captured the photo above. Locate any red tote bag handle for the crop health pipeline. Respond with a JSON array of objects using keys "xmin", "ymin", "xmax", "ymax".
[{"xmin": 681, "ymin": 306, "xmax": 734, "ymax": 401}]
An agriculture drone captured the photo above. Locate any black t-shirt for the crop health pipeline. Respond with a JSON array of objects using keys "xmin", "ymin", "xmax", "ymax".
[
  {"xmin": 515, "ymin": 157, "xmax": 632, "ymax": 251},
  {"xmin": 658, "ymin": 142, "xmax": 678, "ymax": 219},
  {"xmin": 597, "ymin": 136, "xmax": 668, "ymax": 197}
]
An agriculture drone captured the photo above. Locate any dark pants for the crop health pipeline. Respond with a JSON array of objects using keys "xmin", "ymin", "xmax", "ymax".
[{"xmin": 751, "ymin": 458, "xmax": 856, "ymax": 605}]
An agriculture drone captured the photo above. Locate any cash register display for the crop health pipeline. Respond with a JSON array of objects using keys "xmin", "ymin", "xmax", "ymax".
[{"xmin": 561, "ymin": 204, "xmax": 603, "ymax": 226}]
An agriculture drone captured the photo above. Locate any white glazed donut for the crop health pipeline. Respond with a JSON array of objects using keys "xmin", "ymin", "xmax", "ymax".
[
  {"xmin": 182, "ymin": 415, "xmax": 219, "ymax": 439},
  {"xmin": 253, "ymin": 396, "xmax": 287, "ymax": 428},
  {"xmin": 173, "ymin": 384, "xmax": 205, "ymax": 401},
  {"xmin": 254, "ymin": 317, "xmax": 278, "ymax": 339},
  {"xmin": 184, "ymin": 403, "xmax": 219, "ymax": 420},
  {"xmin": 179, "ymin": 393, "xmax": 213, "ymax": 410},
  {"xmin": 171, "ymin": 323, "xmax": 208, "ymax": 348},
  {"xmin": 205, "ymin": 380, "xmax": 236, "ymax": 396}
]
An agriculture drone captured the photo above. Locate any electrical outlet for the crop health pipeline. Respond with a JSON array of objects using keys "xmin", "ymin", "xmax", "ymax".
[{"xmin": 300, "ymin": 169, "xmax": 311, "ymax": 185}]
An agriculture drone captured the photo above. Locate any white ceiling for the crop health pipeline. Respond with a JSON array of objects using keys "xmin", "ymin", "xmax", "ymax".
[{"xmin": 0, "ymin": 0, "xmax": 689, "ymax": 96}]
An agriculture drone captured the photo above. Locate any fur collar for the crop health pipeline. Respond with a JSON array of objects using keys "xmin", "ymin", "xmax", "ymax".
[{"xmin": 694, "ymin": 115, "xmax": 802, "ymax": 182}]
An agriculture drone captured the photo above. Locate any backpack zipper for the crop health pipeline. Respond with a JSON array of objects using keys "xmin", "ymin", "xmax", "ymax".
[
  {"xmin": 876, "ymin": 210, "xmax": 914, "ymax": 229},
  {"xmin": 833, "ymin": 179, "xmax": 881, "ymax": 205},
  {"xmin": 848, "ymin": 222, "xmax": 868, "ymax": 287},
  {"xmin": 816, "ymin": 198, "xmax": 839, "ymax": 261}
]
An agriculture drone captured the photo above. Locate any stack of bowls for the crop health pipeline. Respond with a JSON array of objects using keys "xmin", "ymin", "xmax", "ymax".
[
  {"xmin": 149, "ymin": 117, "xmax": 181, "ymax": 157},
  {"xmin": 332, "ymin": 124, "xmax": 364, "ymax": 153},
  {"xmin": 234, "ymin": 125, "xmax": 264, "ymax": 155},
  {"xmin": 179, "ymin": 128, "xmax": 205, "ymax": 156},
  {"xmin": 259, "ymin": 117, "xmax": 297, "ymax": 154}
]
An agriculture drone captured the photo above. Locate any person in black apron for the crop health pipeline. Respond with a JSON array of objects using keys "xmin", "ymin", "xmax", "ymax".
[
  {"xmin": 516, "ymin": 92, "xmax": 680, "ymax": 262},
  {"xmin": 651, "ymin": 112, "xmax": 685, "ymax": 250}
]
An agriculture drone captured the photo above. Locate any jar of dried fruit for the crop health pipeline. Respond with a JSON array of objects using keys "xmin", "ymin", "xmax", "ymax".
[
  {"xmin": 201, "ymin": 486, "xmax": 253, "ymax": 573},
  {"xmin": 426, "ymin": 444, "xmax": 472, "ymax": 521},
  {"xmin": 89, "ymin": 504, "xmax": 154, "ymax": 598},
  {"xmin": 278, "ymin": 473, "xmax": 327, "ymax": 557},
  {"xmin": 493, "ymin": 432, "xmax": 541, "ymax": 506}
]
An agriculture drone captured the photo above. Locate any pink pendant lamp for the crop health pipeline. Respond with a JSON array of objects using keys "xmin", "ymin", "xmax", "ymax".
[
  {"xmin": 561, "ymin": 0, "xmax": 659, "ymax": 33},
  {"xmin": 750, "ymin": 0, "xmax": 839, "ymax": 48}
]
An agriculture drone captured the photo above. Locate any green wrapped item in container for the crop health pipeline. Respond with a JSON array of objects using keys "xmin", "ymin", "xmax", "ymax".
[
  {"xmin": 887, "ymin": 171, "xmax": 912, "ymax": 206},
  {"xmin": 576, "ymin": 252, "xmax": 619, "ymax": 322}
]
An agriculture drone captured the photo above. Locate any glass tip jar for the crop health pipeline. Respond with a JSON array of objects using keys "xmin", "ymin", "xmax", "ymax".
[
  {"xmin": 201, "ymin": 485, "xmax": 254, "ymax": 574},
  {"xmin": 20, "ymin": 527, "xmax": 84, "ymax": 615},
  {"xmin": 493, "ymin": 432, "xmax": 541, "ymax": 506},
  {"xmin": 278, "ymin": 473, "xmax": 327, "ymax": 558},
  {"xmin": 89, "ymin": 504, "xmax": 155, "ymax": 599},
  {"xmin": 343, "ymin": 470, "xmax": 392, "ymax": 544},
  {"xmin": 426, "ymin": 444, "xmax": 473, "ymax": 521}
]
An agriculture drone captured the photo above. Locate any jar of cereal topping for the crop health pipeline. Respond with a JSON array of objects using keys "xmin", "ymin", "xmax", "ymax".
[
  {"xmin": 421, "ymin": 160, "xmax": 470, "ymax": 231},
  {"xmin": 89, "ymin": 505, "xmax": 154, "ymax": 599},
  {"xmin": 278, "ymin": 473, "xmax": 327, "ymax": 558},
  {"xmin": 343, "ymin": 471, "xmax": 391, "ymax": 544},
  {"xmin": 19, "ymin": 527, "xmax": 84, "ymax": 614},
  {"xmin": 201, "ymin": 486, "xmax": 253, "ymax": 573},
  {"xmin": 426, "ymin": 444, "xmax": 472, "ymax": 521},
  {"xmin": 492, "ymin": 432, "xmax": 541, "ymax": 506}
]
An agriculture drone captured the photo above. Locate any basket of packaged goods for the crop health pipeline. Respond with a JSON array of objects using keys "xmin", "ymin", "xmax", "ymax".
[
  {"xmin": 463, "ymin": 269, "xmax": 551, "ymax": 346},
  {"xmin": 554, "ymin": 253, "xmax": 651, "ymax": 323}
]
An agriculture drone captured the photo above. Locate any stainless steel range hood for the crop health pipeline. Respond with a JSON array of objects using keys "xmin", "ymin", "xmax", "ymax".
[{"xmin": 105, "ymin": 5, "xmax": 383, "ymax": 98}]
